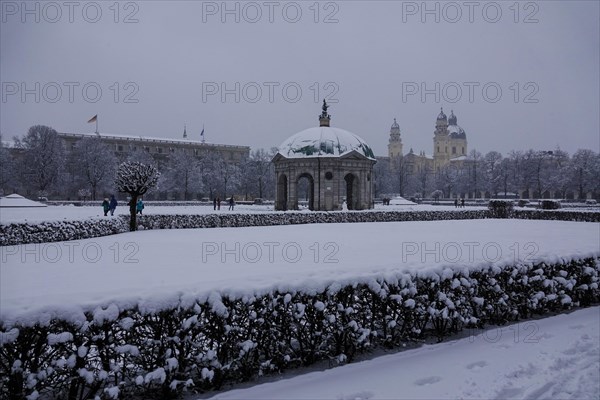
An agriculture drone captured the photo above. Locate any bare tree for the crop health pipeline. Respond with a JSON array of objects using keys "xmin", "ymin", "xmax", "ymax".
[
  {"xmin": 435, "ymin": 164, "xmax": 460, "ymax": 198},
  {"xmin": 201, "ymin": 152, "xmax": 240, "ymax": 199},
  {"xmin": 465, "ymin": 150, "xmax": 483, "ymax": 198},
  {"xmin": 161, "ymin": 149, "xmax": 202, "ymax": 200},
  {"xmin": 570, "ymin": 149, "xmax": 598, "ymax": 199},
  {"xmin": 71, "ymin": 137, "xmax": 117, "ymax": 200},
  {"xmin": 15, "ymin": 125, "xmax": 65, "ymax": 196},
  {"xmin": 115, "ymin": 161, "xmax": 160, "ymax": 231},
  {"xmin": 483, "ymin": 151, "xmax": 503, "ymax": 197},
  {"xmin": 0, "ymin": 135, "xmax": 15, "ymax": 195},
  {"xmin": 373, "ymin": 158, "xmax": 393, "ymax": 198}
]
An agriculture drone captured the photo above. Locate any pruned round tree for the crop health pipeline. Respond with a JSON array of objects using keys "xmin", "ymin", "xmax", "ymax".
[{"xmin": 115, "ymin": 161, "xmax": 160, "ymax": 231}]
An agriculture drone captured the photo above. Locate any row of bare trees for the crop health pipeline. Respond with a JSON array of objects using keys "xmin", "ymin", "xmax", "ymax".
[
  {"xmin": 2, "ymin": 125, "xmax": 598, "ymax": 202},
  {"xmin": 0, "ymin": 125, "xmax": 276, "ymax": 201},
  {"xmin": 376, "ymin": 148, "xmax": 600, "ymax": 200}
]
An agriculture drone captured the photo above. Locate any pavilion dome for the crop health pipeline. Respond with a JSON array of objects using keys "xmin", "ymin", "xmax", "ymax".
[{"xmin": 277, "ymin": 126, "xmax": 376, "ymax": 160}]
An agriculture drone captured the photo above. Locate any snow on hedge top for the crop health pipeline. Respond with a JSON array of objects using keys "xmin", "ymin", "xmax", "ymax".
[
  {"xmin": 0, "ymin": 194, "xmax": 47, "ymax": 208},
  {"xmin": 277, "ymin": 127, "xmax": 376, "ymax": 160},
  {"xmin": 1, "ymin": 219, "xmax": 598, "ymax": 327}
]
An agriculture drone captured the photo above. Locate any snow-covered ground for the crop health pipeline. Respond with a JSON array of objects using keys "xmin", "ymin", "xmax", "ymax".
[
  {"xmin": 203, "ymin": 306, "xmax": 600, "ymax": 400},
  {"xmin": 1, "ymin": 219, "xmax": 598, "ymax": 325},
  {"xmin": 0, "ymin": 203, "xmax": 486, "ymax": 224}
]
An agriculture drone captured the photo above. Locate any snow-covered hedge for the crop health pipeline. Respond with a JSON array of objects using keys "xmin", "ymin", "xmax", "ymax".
[
  {"xmin": 513, "ymin": 209, "xmax": 600, "ymax": 222},
  {"xmin": 1, "ymin": 256, "xmax": 598, "ymax": 399},
  {"xmin": 488, "ymin": 200, "xmax": 514, "ymax": 218},
  {"xmin": 136, "ymin": 210, "xmax": 490, "ymax": 231},
  {"xmin": 0, "ymin": 217, "xmax": 128, "ymax": 246},
  {"xmin": 3, "ymin": 209, "xmax": 600, "ymax": 246}
]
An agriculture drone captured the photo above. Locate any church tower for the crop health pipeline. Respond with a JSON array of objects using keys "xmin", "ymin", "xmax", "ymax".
[
  {"xmin": 388, "ymin": 118, "xmax": 403, "ymax": 159},
  {"xmin": 433, "ymin": 108, "xmax": 450, "ymax": 170}
]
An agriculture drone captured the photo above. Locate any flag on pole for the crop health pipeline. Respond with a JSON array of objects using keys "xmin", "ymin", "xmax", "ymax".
[{"xmin": 87, "ymin": 114, "xmax": 99, "ymax": 134}]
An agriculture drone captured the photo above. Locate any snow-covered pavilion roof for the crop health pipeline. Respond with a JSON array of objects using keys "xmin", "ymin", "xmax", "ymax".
[
  {"xmin": 277, "ymin": 126, "xmax": 376, "ymax": 160},
  {"xmin": 0, "ymin": 194, "xmax": 47, "ymax": 208}
]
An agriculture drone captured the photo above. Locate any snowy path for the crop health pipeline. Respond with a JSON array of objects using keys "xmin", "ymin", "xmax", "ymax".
[{"xmin": 205, "ymin": 307, "xmax": 600, "ymax": 400}]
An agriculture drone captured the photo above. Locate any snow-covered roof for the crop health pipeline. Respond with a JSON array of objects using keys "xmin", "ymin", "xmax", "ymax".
[
  {"xmin": 0, "ymin": 194, "xmax": 47, "ymax": 208},
  {"xmin": 277, "ymin": 127, "xmax": 376, "ymax": 160},
  {"xmin": 451, "ymin": 155, "xmax": 467, "ymax": 161},
  {"xmin": 58, "ymin": 132, "xmax": 248, "ymax": 149},
  {"xmin": 448, "ymin": 124, "xmax": 466, "ymax": 139}
]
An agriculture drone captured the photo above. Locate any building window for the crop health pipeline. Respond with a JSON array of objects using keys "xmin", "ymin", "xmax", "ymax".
[
  {"xmin": 452, "ymin": 146, "xmax": 456, "ymax": 154},
  {"xmin": 144, "ymin": 146, "xmax": 150, "ymax": 152},
  {"xmin": 157, "ymin": 147, "xmax": 163, "ymax": 154},
  {"xmin": 325, "ymin": 171, "xmax": 333, "ymax": 180},
  {"xmin": 445, "ymin": 146, "xmax": 448, "ymax": 153},
  {"xmin": 118, "ymin": 145, "xmax": 123, "ymax": 152},
  {"xmin": 437, "ymin": 146, "xmax": 440, "ymax": 153},
  {"xmin": 462, "ymin": 147, "xmax": 465, "ymax": 155}
]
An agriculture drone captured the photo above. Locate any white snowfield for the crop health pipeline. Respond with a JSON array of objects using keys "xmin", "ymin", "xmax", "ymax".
[
  {"xmin": 1, "ymin": 219, "xmax": 598, "ymax": 326},
  {"xmin": 205, "ymin": 306, "xmax": 600, "ymax": 400}
]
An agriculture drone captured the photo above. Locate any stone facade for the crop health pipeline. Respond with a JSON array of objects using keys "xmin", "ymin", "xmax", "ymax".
[{"xmin": 58, "ymin": 132, "xmax": 249, "ymax": 164}]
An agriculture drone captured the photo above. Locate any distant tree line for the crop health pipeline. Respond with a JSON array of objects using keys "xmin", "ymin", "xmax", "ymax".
[
  {"xmin": 1, "ymin": 125, "xmax": 598, "ymax": 202},
  {"xmin": 376, "ymin": 148, "xmax": 600, "ymax": 200},
  {"xmin": 0, "ymin": 125, "xmax": 276, "ymax": 202}
]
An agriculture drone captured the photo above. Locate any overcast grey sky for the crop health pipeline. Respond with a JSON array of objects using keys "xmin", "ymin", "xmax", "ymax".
[{"xmin": 1, "ymin": 1, "xmax": 598, "ymax": 156}]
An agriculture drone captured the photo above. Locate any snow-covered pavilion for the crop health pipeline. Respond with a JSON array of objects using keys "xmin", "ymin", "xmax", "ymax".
[{"xmin": 272, "ymin": 101, "xmax": 376, "ymax": 211}]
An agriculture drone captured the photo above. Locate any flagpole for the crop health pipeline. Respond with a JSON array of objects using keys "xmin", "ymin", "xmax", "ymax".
[{"xmin": 202, "ymin": 124, "xmax": 205, "ymax": 143}]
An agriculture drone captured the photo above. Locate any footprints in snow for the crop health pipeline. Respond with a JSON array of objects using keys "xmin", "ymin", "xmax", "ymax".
[
  {"xmin": 414, "ymin": 376, "xmax": 442, "ymax": 386},
  {"xmin": 466, "ymin": 360, "xmax": 488, "ymax": 370},
  {"xmin": 412, "ymin": 361, "xmax": 487, "ymax": 390},
  {"xmin": 337, "ymin": 390, "xmax": 374, "ymax": 400}
]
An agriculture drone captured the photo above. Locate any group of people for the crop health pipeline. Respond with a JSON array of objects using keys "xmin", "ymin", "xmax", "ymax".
[
  {"xmin": 213, "ymin": 197, "xmax": 236, "ymax": 211},
  {"xmin": 103, "ymin": 195, "xmax": 239, "ymax": 216},
  {"xmin": 454, "ymin": 198, "xmax": 466, "ymax": 208},
  {"xmin": 102, "ymin": 195, "xmax": 145, "ymax": 216}
]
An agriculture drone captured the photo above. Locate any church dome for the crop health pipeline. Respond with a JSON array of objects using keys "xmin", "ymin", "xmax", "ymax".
[
  {"xmin": 448, "ymin": 110, "xmax": 457, "ymax": 125},
  {"xmin": 277, "ymin": 126, "xmax": 376, "ymax": 160},
  {"xmin": 448, "ymin": 110, "xmax": 467, "ymax": 139},
  {"xmin": 437, "ymin": 107, "xmax": 447, "ymax": 121},
  {"xmin": 391, "ymin": 118, "xmax": 400, "ymax": 130}
]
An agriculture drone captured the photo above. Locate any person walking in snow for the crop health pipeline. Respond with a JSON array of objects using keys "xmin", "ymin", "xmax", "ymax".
[
  {"xmin": 109, "ymin": 195, "xmax": 118, "ymax": 216},
  {"xmin": 217, "ymin": 197, "xmax": 221, "ymax": 210},
  {"xmin": 213, "ymin": 197, "xmax": 217, "ymax": 210},
  {"xmin": 454, "ymin": 198, "xmax": 458, "ymax": 208},
  {"xmin": 136, "ymin": 198, "xmax": 144, "ymax": 215},
  {"xmin": 102, "ymin": 198, "xmax": 110, "ymax": 216},
  {"xmin": 228, "ymin": 196, "xmax": 235, "ymax": 211},
  {"xmin": 461, "ymin": 198, "xmax": 465, "ymax": 208}
]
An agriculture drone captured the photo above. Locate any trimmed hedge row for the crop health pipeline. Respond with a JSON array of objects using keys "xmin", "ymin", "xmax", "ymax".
[
  {"xmin": 136, "ymin": 210, "xmax": 489, "ymax": 231},
  {"xmin": 2, "ymin": 209, "xmax": 599, "ymax": 246},
  {"xmin": 514, "ymin": 209, "xmax": 600, "ymax": 222},
  {"xmin": 1, "ymin": 256, "xmax": 598, "ymax": 399},
  {"xmin": 0, "ymin": 217, "xmax": 128, "ymax": 246}
]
